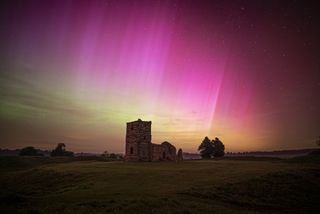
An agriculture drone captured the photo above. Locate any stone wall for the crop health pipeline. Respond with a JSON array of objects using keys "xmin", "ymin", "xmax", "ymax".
[
  {"xmin": 125, "ymin": 119, "xmax": 178, "ymax": 161},
  {"xmin": 151, "ymin": 144, "xmax": 162, "ymax": 161},
  {"xmin": 151, "ymin": 142, "xmax": 176, "ymax": 161},
  {"xmin": 125, "ymin": 119, "xmax": 152, "ymax": 161}
]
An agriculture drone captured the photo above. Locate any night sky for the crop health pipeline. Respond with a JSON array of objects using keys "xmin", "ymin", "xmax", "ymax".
[{"xmin": 0, "ymin": 0, "xmax": 319, "ymax": 153}]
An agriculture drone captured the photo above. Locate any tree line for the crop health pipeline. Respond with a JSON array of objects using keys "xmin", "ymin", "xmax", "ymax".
[
  {"xmin": 14, "ymin": 135, "xmax": 320, "ymax": 159},
  {"xmin": 19, "ymin": 138, "xmax": 225, "ymax": 159},
  {"xmin": 19, "ymin": 143, "xmax": 74, "ymax": 157},
  {"xmin": 19, "ymin": 144, "xmax": 123, "ymax": 159}
]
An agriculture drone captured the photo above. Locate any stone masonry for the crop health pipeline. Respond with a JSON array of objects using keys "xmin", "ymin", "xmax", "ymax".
[{"xmin": 125, "ymin": 119, "xmax": 180, "ymax": 161}]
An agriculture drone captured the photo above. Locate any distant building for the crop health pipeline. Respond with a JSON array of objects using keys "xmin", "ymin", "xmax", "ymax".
[{"xmin": 125, "ymin": 119, "xmax": 179, "ymax": 161}]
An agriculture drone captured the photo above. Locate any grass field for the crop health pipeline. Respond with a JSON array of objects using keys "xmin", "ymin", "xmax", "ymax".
[{"xmin": 1, "ymin": 156, "xmax": 320, "ymax": 213}]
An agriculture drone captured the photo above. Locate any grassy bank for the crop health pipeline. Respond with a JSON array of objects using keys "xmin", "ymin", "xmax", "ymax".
[{"xmin": 1, "ymin": 156, "xmax": 319, "ymax": 213}]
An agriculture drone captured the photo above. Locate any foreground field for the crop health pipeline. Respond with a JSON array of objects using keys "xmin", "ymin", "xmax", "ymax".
[{"xmin": 1, "ymin": 156, "xmax": 320, "ymax": 213}]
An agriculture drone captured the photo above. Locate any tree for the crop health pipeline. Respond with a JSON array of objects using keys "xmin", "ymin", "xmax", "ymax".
[
  {"xmin": 212, "ymin": 137, "xmax": 225, "ymax": 157},
  {"xmin": 51, "ymin": 143, "xmax": 65, "ymax": 156},
  {"xmin": 19, "ymin": 146, "xmax": 42, "ymax": 156},
  {"xmin": 51, "ymin": 143, "xmax": 74, "ymax": 157},
  {"xmin": 198, "ymin": 137, "xmax": 226, "ymax": 159},
  {"xmin": 109, "ymin": 153, "xmax": 117, "ymax": 159},
  {"xmin": 198, "ymin": 136, "xmax": 214, "ymax": 159},
  {"xmin": 101, "ymin": 150, "xmax": 109, "ymax": 158}
]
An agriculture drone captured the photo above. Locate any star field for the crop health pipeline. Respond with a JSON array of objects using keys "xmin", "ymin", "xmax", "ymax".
[{"xmin": 0, "ymin": 0, "xmax": 319, "ymax": 153}]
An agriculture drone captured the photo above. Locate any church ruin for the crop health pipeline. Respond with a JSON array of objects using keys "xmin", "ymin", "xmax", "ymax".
[{"xmin": 125, "ymin": 119, "xmax": 181, "ymax": 161}]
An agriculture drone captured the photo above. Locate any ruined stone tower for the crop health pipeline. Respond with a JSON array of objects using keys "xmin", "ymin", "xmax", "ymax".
[
  {"xmin": 125, "ymin": 119, "xmax": 179, "ymax": 161},
  {"xmin": 125, "ymin": 119, "xmax": 152, "ymax": 161}
]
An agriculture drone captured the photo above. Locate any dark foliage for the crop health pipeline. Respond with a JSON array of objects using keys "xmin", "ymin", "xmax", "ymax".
[
  {"xmin": 198, "ymin": 137, "xmax": 214, "ymax": 159},
  {"xmin": 308, "ymin": 150, "xmax": 320, "ymax": 156},
  {"xmin": 212, "ymin": 138, "xmax": 225, "ymax": 157},
  {"xmin": 109, "ymin": 153, "xmax": 117, "ymax": 159},
  {"xmin": 101, "ymin": 151, "xmax": 123, "ymax": 160},
  {"xmin": 51, "ymin": 143, "xmax": 74, "ymax": 157},
  {"xmin": 19, "ymin": 147, "xmax": 42, "ymax": 156},
  {"xmin": 198, "ymin": 137, "xmax": 225, "ymax": 159}
]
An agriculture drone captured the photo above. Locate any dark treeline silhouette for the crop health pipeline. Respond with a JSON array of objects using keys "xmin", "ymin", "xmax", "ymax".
[
  {"xmin": 198, "ymin": 136, "xmax": 225, "ymax": 159},
  {"xmin": 51, "ymin": 143, "xmax": 74, "ymax": 157},
  {"xmin": 101, "ymin": 150, "xmax": 123, "ymax": 160},
  {"xmin": 0, "ymin": 147, "xmax": 123, "ymax": 158},
  {"xmin": 227, "ymin": 148, "xmax": 320, "ymax": 157},
  {"xmin": 19, "ymin": 146, "xmax": 43, "ymax": 156}
]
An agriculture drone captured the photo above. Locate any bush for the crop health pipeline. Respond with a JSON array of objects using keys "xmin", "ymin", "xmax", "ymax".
[
  {"xmin": 19, "ymin": 147, "xmax": 43, "ymax": 156},
  {"xmin": 51, "ymin": 143, "xmax": 74, "ymax": 157}
]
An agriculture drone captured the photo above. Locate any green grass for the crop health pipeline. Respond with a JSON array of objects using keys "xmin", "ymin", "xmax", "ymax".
[{"xmin": 1, "ymin": 156, "xmax": 319, "ymax": 213}]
